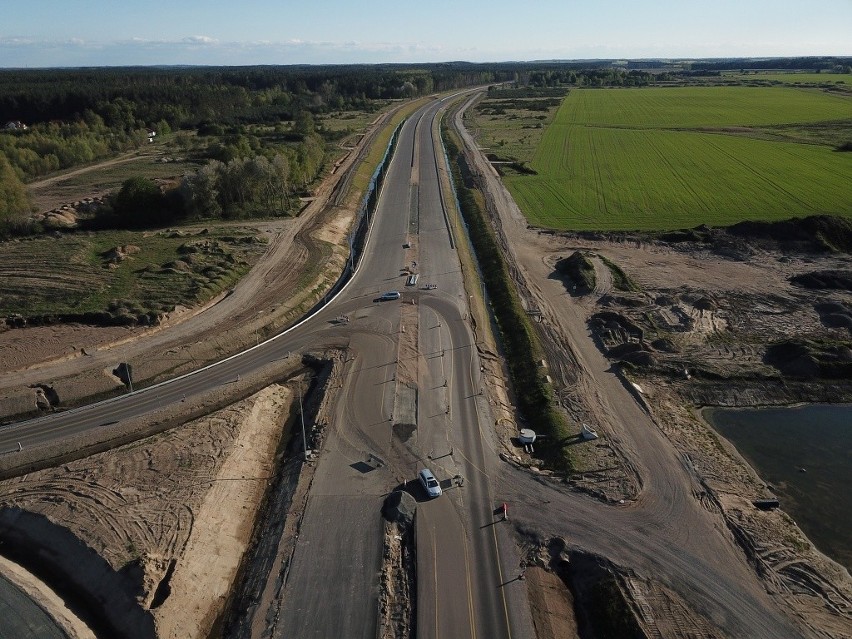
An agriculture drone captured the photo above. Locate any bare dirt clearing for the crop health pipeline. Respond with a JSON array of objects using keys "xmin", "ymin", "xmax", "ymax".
[
  {"xmin": 0, "ymin": 104, "xmax": 395, "ymax": 419},
  {"xmin": 0, "ymin": 383, "xmax": 296, "ymax": 638}
]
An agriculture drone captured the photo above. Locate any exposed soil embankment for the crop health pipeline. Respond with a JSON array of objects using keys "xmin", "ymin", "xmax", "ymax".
[
  {"xmin": 0, "ymin": 364, "xmax": 309, "ymax": 638},
  {"xmin": 222, "ymin": 352, "xmax": 340, "ymax": 639},
  {"xmin": 550, "ymin": 218, "xmax": 852, "ymax": 636},
  {"xmin": 380, "ymin": 490, "xmax": 417, "ymax": 639},
  {"xmin": 516, "ymin": 535, "xmax": 723, "ymax": 639},
  {"xmin": 576, "ymin": 217, "xmax": 852, "ymax": 407},
  {"xmin": 0, "ymin": 508, "xmax": 156, "ymax": 639}
]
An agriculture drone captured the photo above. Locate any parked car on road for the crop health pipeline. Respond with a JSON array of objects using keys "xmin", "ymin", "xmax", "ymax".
[{"xmin": 418, "ymin": 468, "xmax": 442, "ymax": 498}]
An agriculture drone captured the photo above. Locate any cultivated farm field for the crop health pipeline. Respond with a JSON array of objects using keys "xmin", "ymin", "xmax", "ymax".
[
  {"xmin": 721, "ymin": 71, "xmax": 852, "ymax": 86},
  {"xmin": 497, "ymin": 86, "xmax": 852, "ymax": 230}
]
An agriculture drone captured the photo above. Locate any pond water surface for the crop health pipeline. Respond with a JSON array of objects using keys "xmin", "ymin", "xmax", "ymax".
[{"xmin": 703, "ymin": 404, "xmax": 852, "ymax": 572}]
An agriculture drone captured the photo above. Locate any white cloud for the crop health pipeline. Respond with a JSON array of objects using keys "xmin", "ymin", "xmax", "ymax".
[
  {"xmin": 0, "ymin": 33, "xmax": 849, "ymax": 68},
  {"xmin": 183, "ymin": 35, "xmax": 218, "ymax": 45}
]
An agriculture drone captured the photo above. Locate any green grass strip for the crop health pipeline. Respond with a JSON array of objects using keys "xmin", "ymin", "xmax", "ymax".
[{"xmin": 443, "ymin": 123, "xmax": 573, "ymax": 472}]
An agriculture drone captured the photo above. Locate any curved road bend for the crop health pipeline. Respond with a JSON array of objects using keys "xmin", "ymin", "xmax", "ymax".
[
  {"xmin": 2, "ymin": 96, "xmax": 525, "ymax": 637},
  {"xmin": 452, "ymin": 91, "xmax": 806, "ymax": 638},
  {"xmin": 275, "ymin": 97, "xmax": 518, "ymax": 638}
]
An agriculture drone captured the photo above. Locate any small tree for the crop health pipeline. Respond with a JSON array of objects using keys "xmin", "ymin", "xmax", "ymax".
[
  {"xmin": 0, "ymin": 152, "xmax": 32, "ymax": 235},
  {"xmin": 113, "ymin": 177, "xmax": 167, "ymax": 228},
  {"xmin": 182, "ymin": 161, "xmax": 223, "ymax": 218}
]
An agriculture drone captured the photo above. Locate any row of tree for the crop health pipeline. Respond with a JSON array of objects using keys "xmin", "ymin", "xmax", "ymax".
[
  {"xmin": 0, "ymin": 64, "xmax": 511, "ymax": 132},
  {"xmin": 690, "ymin": 57, "xmax": 851, "ymax": 73},
  {"xmin": 0, "ymin": 115, "xmax": 153, "ymax": 181},
  {"xmin": 524, "ymin": 68, "xmax": 672, "ymax": 88},
  {"xmin": 93, "ymin": 132, "xmax": 323, "ymax": 230},
  {"xmin": 0, "ymin": 154, "xmax": 30, "ymax": 234}
]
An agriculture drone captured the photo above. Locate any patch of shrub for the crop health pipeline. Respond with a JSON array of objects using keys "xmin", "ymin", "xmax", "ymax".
[
  {"xmin": 598, "ymin": 255, "xmax": 641, "ymax": 292},
  {"xmin": 555, "ymin": 251, "xmax": 595, "ymax": 295},
  {"xmin": 444, "ymin": 126, "xmax": 572, "ymax": 471}
]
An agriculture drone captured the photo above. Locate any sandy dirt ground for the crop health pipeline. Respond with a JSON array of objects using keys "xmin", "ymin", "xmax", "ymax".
[
  {"xmin": 0, "ymin": 107, "xmax": 399, "ymax": 637},
  {"xmin": 0, "ymin": 382, "xmax": 295, "ymax": 638},
  {"xmin": 1, "ymin": 92, "xmax": 851, "ymax": 639}
]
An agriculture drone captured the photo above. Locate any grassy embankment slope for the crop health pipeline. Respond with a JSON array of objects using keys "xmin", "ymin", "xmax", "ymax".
[
  {"xmin": 500, "ymin": 86, "xmax": 851, "ymax": 230},
  {"xmin": 0, "ymin": 229, "xmax": 267, "ymax": 323}
]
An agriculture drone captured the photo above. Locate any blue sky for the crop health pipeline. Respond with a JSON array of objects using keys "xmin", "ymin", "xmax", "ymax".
[{"xmin": 2, "ymin": 0, "xmax": 850, "ymax": 67}]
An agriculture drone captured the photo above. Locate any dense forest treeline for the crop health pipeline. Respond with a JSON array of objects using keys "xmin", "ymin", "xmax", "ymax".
[
  {"xmin": 690, "ymin": 56, "xmax": 852, "ymax": 72},
  {"xmin": 0, "ymin": 63, "xmax": 513, "ymax": 232},
  {"xmin": 0, "ymin": 63, "xmax": 511, "ymax": 128},
  {"xmin": 6, "ymin": 58, "xmax": 846, "ymax": 131},
  {"xmin": 3, "ymin": 59, "xmax": 850, "ymax": 234}
]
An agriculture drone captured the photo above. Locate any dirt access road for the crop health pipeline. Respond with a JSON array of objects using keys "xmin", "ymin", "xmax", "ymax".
[
  {"xmin": 0, "ymin": 105, "xmax": 404, "ymax": 417},
  {"xmin": 1, "ymin": 87, "xmax": 850, "ymax": 639},
  {"xmin": 0, "ymin": 103, "xmax": 408, "ymax": 639},
  {"xmin": 452, "ymin": 91, "xmax": 852, "ymax": 638}
]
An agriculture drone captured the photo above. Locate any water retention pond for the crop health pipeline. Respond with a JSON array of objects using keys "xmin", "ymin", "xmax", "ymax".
[{"xmin": 703, "ymin": 404, "xmax": 852, "ymax": 572}]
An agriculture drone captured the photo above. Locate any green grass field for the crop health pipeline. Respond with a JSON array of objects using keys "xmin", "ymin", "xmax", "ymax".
[
  {"xmin": 722, "ymin": 72, "xmax": 852, "ymax": 86},
  {"xmin": 497, "ymin": 87, "xmax": 852, "ymax": 230}
]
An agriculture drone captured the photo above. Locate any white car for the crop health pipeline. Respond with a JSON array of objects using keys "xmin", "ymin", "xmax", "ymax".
[{"xmin": 418, "ymin": 468, "xmax": 442, "ymax": 499}]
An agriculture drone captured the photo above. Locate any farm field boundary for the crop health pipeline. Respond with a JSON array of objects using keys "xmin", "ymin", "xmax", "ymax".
[{"xmin": 491, "ymin": 86, "xmax": 852, "ymax": 230}]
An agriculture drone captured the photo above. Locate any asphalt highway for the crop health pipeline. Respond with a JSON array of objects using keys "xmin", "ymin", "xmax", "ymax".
[
  {"xmin": 275, "ymin": 96, "xmax": 517, "ymax": 638},
  {"xmin": 2, "ymin": 95, "xmax": 524, "ymax": 638},
  {"xmin": 0, "ymin": 572, "xmax": 67, "ymax": 639}
]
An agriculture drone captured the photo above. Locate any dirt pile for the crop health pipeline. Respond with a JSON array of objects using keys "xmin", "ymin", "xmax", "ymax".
[
  {"xmin": 646, "ymin": 214, "xmax": 852, "ymax": 255},
  {"xmin": 792, "ymin": 269, "xmax": 852, "ymax": 291},
  {"xmin": 554, "ymin": 251, "xmax": 596, "ymax": 295},
  {"xmin": 382, "ymin": 490, "xmax": 417, "ymax": 528},
  {"xmin": 518, "ymin": 536, "xmax": 723, "ymax": 639},
  {"xmin": 102, "ymin": 244, "xmax": 141, "ymax": 266},
  {"xmin": 380, "ymin": 491, "xmax": 417, "ymax": 639}
]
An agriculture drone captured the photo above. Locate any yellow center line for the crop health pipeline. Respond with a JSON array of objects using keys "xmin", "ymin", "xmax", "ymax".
[{"xmin": 453, "ymin": 447, "xmax": 488, "ymax": 479}]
